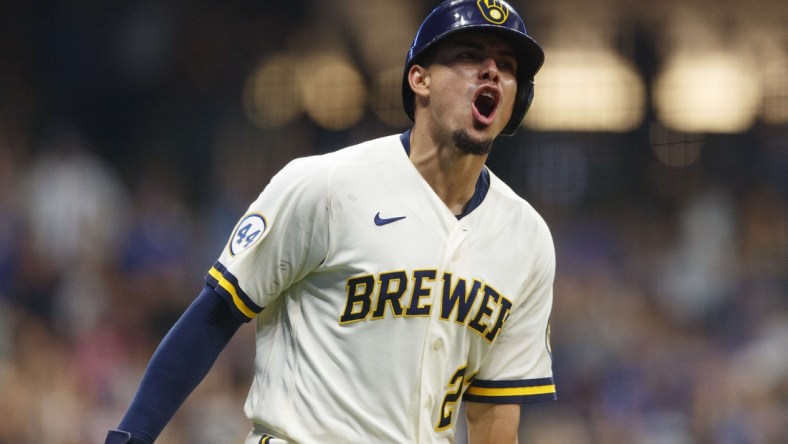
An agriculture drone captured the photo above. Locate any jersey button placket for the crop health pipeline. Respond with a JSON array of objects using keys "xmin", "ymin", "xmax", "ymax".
[
  {"xmin": 417, "ymin": 221, "xmax": 470, "ymax": 441},
  {"xmin": 447, "ymin": 224, "xmax": 471, "ymax": 263}
]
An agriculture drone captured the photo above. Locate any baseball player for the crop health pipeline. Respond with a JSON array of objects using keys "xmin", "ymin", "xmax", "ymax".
[{"xmin": 106, "ymin": 0, "xmax": 555, "ymax": 443}]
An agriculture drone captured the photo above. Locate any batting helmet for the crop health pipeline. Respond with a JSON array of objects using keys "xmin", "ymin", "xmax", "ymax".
[{"xmin": 402, "ymin": 0, "xmax": 545, "ymax": 136}]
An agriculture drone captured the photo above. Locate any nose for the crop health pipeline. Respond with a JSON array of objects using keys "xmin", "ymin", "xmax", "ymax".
[{"xmin": 479, "ymin": 57, "xmax": 500, "ymax": 83}]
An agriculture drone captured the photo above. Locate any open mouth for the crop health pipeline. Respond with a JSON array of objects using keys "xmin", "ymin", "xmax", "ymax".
[{"xmin": 472, "ymin": 89, "xmax": 499, "ymax": 124}]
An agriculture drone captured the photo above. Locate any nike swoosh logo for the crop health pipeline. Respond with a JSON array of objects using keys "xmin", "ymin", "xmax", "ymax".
[{"xmin": 374, "ymin": 212, "xmax": 406, "ymax": 226}]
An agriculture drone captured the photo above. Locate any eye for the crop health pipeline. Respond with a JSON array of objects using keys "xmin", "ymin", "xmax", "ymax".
[
  {"xmin": 497, "ymin": 59, "xmax": 517, "ymax": 73},
  {"xmin": 456, "ymin": 48, "xmax": 482, "ymax": 62}
]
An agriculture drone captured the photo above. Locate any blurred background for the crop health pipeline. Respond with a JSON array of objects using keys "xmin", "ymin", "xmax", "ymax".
[{"xmin": 0, "ymin": 0, "xmax": 785, "ymax": 443}]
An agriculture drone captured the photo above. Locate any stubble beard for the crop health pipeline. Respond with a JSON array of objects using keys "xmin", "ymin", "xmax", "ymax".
[{"xmin": 451, "ymin": 129, "xmax": 494, "ymax": 156}]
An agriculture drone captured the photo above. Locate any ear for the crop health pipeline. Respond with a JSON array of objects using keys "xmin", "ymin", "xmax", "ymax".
[{"xmin": 408, "ymin": 64, "xmax": 431, "ymax": 100}]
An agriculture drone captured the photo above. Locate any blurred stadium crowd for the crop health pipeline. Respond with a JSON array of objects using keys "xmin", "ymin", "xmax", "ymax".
[{"xmin": 0, "ymin": 1, "xmax": 786, "ymax": 443}]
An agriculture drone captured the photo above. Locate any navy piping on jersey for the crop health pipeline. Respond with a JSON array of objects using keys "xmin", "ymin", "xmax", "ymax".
[
  {"xmin": 463, "ymin": 377, "xmax": 558, "ymax": 404},
  {"xmin": 399, "ymin": 130, "xmax": 490, "ymax": 220},
  {"xmin": 206, "ymin": 261, "xmax": 262, "ymax": 322}
]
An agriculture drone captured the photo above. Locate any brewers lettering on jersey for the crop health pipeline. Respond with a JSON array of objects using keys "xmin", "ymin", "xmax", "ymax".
[{"xmin": 106, "ymin": 1, "xmax": 555, "ymax": 443}]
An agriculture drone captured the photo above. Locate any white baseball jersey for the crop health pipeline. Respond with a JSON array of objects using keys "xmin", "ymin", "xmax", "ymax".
[{"xmin": 206, "ymin": 134, "xmax": 556, "ymax": 443}]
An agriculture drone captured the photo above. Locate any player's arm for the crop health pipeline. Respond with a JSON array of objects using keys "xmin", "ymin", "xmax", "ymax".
[
  {"xmin": 105, "ymin": 284, "xmax": 246, "ymax": 444},
  {"xmin": 465, "ymin": 402, "xmax": 520, "ymax": 444}
]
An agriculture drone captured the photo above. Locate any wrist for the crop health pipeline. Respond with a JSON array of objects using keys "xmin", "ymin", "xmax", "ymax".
[{"xmin": 105, "ymin": 429, "xmax": 153, "ymax": 444}]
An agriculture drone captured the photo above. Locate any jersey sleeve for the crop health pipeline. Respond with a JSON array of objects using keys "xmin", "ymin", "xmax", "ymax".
[
  {"xmin": 464, "ymin": 221, "xmax": 557, "ymax": 404},
  {"xmin": 206, "ymin": 156, "xmax": 332, "ymax": 321}
]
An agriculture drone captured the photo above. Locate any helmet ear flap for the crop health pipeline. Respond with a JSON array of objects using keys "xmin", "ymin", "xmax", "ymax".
[{"xmin": 501, "ymin": 79, "xmax": 535, "ymax": 136}]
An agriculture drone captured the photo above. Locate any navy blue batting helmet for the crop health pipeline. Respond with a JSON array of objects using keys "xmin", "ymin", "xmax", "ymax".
[{"xmin": 402, "ymin": 0, "xmax": 545, "ymax": 136}]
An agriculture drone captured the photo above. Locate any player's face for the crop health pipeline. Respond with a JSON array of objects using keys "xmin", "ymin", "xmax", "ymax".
[{"xmin": 423, "ymin": 33, "xmax": 519, "ymax": 154}]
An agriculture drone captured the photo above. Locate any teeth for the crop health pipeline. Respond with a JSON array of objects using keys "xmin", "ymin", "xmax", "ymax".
[{"xmin": 481, "ymin": 92, "xmax": 494, "ymax": 99}]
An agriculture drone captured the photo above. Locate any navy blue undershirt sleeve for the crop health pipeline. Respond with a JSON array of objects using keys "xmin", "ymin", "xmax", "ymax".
[{"xmin": 115, "ymin": 283, "xmax": 244, "ymax": 443}]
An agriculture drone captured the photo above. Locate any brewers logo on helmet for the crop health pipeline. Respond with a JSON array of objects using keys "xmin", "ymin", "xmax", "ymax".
[{"xmin": 477, "ymin": 0, "xmax": 509, "ymax": 24}]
